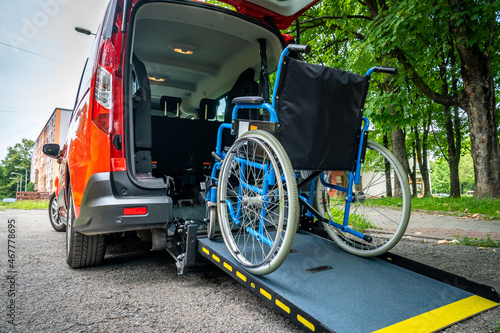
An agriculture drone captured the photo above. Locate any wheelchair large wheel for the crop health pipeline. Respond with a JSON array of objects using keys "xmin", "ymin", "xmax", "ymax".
[
  {"xmin": 218, "ymin": 130, "xmax": 299, "ymax": 275},
  {"xmin": 317, "ymin": 140, "xmax": 411, "ymax": 257}
]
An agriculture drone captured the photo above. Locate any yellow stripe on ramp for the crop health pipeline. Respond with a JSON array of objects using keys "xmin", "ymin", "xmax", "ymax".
[
  {"xmin": 374, "ymin": 295, "xmax": 498, "ymax": 333},
  {"xmin": 223, "ymin": 262, "xmax": 233, "ymax": 272},
  {"xmin": 297, "ymin": 314, "xmax": 315, "ymax": 331},
  {"xmin": 260, "ymin": 288, "xmax": 272, "ymax": 300},
  {"xmin": 236, "ymin": 271, "xmax": 246, "ymax": 282},
  {"xmin": 275, "ymin": 299, "xmax": 290, "ymax": 314}
]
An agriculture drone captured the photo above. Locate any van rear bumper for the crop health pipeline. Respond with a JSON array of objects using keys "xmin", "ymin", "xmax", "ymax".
[{"xmin": 74, "ymin": 172, "xmax": 173, "ymax": 235}]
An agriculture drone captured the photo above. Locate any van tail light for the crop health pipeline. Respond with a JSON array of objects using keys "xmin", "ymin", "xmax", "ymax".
[
  {"xmin": 93, "ymin": 39, "xmax": 116, "ymax": 134},
  {"xmin": 93, "ymin": 36, "xmax": 125, "ymax": 172}
]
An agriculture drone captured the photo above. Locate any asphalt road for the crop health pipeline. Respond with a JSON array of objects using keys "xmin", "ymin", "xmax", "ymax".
[{"xmin": 0, "ymin": 209, "xmax": 498, "ymax": 332}]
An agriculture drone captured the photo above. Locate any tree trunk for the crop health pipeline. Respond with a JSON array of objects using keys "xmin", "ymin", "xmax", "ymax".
[
  {"xmin": 444, "ymin": 104, "xmax": 461, "ymax": 197},
  {"xmin": 422, "ymin": 114, "xmax": 432, "ymax": 197},
  {"xmin": 391, "ymin": 127, "xmax": 409, "ymax": 198},
  {"xmin": 441, "ymin": 42, "xmax": 462, "ymax": 198},
  {"xmin": 448, "ymin": 0, "xmax": 500, "ymax": 198},
  {"xmin": 456, "ymin": 46, "xmax": 500, "ymax": 198},
  {"xmin": 410, "ymin": 136, "xmax": 418, "ymax": 197},
  {"xmin": 383, "ymin": 132, "xmax": 393, "ymax": 197},
  {"xmin": 416, "ymin": 113, "xmax": 432, "ymax": 197}
]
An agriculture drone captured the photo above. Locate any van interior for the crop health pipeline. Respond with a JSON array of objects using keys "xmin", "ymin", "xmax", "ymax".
[{"xmin": 126, "ymin": 2, "xmax": 284, "ymax": 220}]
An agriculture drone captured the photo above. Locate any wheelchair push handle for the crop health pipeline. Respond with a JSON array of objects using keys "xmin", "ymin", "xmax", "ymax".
[
  {"xmin": 366, "ymin": 66, "xmax": 398, "ymax": 76},
  {"xmin": 373, "ymin": 66, "xmax": 398, "ymax": 74},
  {"xmin": 287, "ymin": 44, "xmax": 311, "ymax": 54}
]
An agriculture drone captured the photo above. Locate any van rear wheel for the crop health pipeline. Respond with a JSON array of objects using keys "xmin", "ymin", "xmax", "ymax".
[
  {"xmin": 66, "ymin": 186, "xmax": 106, "ymax": 268},
  {"xmin": 49, "ymin": 192, "xmax": 66, "ymax": 232}
]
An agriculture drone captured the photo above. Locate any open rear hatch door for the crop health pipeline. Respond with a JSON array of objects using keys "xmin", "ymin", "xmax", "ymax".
[{"xmin": 219, "ymin": 0, "xmax": 320, "ymax": 29}]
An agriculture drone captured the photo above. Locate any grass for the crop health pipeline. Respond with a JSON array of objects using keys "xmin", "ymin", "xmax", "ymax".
[
  {"xmin": 372, "ymin": 196, "xmax": 500, "ymax": 247},
  {"xmin": 325, "ymin": 198, "xmax": 380, "ymax": 232},
  {"xmin": 349, "ymin": 214, "xmax": 379, "ymax": 232},
  {"xmin": 0, "ymin": 200, "xmax": 49, "ymax": 211},
  {"xmin": 326, "ymin": 195, "xmax": 500, "ymax": 247},
  {"xmin": 373, "ymin": 196, "xmax": 500, "ymax": 220},
  {"xmin": 453, "ymin": 235, "xmax": 500, "ymax": 248}
]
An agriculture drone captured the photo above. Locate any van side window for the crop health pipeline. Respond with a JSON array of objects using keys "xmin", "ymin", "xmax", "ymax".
[
  {"xmin": 216, "ymin": 98, "xmax": 226, "ymax": 121},
  {"xmin": 74, "ymin": 58, "xmax": 90, "ymax": 111}
]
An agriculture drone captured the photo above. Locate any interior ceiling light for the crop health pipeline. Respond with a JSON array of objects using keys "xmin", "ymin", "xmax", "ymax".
[
  {"xmin": 149, "ymin": 76, "xmax": 165, "ymax": 82},
  {"xmin": 169, "ymin": 42, "xmax": 198, "ymax": 55}
]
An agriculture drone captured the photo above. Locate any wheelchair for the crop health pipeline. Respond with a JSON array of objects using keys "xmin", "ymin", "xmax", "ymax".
[{"xmin": 206, "ymin": 44, "xmax": 411, "ymax": 275}]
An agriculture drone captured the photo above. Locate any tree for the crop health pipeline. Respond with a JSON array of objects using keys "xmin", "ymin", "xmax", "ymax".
[
  {"xmin": 296, "ymin": 0, "xmax": 499, "ymax": 198},
  {"xmin": 0, "ymin": 139, "xmax": 34, "ymax": 199},
  {"xmin": 385, "ymin": 0, "xmax": 500, "ymax": 197}
]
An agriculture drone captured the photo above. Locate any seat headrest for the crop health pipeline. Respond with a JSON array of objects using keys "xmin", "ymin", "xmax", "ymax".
[
  {"xmin": 198, "ymin": 98, "xmax": 220, "ymax": 120},
  {"xmin": 160, "ymin": 96, "xmax": 182, "ymax": 117}
]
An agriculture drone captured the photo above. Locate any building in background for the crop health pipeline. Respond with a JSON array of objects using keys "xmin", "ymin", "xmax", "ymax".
[{"xmin": 31, "ymin": 108, "xmax": 72, "ymax": 193}]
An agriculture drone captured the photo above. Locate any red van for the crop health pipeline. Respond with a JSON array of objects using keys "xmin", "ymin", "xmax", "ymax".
[{"xmin": 43, "ymin": 0, "xmax": 318, "ymax": 268}]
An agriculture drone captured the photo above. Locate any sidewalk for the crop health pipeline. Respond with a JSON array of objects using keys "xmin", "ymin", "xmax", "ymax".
[{"xmin": 404, "ymin": 210, "xmax": 500, "ymax": 241}]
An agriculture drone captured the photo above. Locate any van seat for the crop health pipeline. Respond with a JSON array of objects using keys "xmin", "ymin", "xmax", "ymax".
[
  {"xmin": 224, "ymin": 68, "xmax": 260, "ymax": 123},
  {"xmin": 132, "ymin": 54, "xmax": 153, "ymax": 175}
]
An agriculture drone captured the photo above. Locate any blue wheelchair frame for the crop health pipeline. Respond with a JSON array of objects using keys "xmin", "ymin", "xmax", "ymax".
[{"xmin": 207, "ymin": 46, "xmax": 380, "ymax": 244}]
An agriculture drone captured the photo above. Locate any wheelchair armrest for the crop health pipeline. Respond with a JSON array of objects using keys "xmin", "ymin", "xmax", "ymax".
[{"xmin": 232, "ymin": 96, "xmax": 264, "ymax": 105}]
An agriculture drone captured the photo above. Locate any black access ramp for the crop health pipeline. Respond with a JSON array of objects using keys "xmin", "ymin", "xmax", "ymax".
[{"xmin": 198, "ymin": 231, "xmax": 499, "ymax": 333}]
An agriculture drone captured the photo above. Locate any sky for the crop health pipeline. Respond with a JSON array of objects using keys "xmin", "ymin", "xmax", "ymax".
[{"xmin": 0, "ymin": 0, "xmax": 109, "ymax": 161}]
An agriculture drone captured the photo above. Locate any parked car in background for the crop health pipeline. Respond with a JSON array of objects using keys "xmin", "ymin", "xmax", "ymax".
[
  {"xmin": 43, "ymin": 0, "xmax": 317, "ymax": 268},
  {"xmin": 433, "ymin": 193, "xmax": 450, "ymax": 198}
]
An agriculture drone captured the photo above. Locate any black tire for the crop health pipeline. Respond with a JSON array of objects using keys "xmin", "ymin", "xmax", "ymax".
[
  {"xmin": 207, "ymin": 206, "xmax": 216, "ymax": 240},
  {"xmin": 49, "ymin": 192, "xmax": 66, "ymax": 232},
  {"xmin": 217, "ymin": 130, "xmax": 299, "ymax": 275},
  {"xmin": 318, "ymin": 140, "xmax": 411, "ymax": 257},
  {"xmin": 66, "ymin": 186, "xmax": 106, "ymax": 268}
]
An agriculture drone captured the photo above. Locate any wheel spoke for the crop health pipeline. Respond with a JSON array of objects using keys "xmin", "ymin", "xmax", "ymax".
[
  {"xmin": 218, "ymin": 130, "xmax": 298, "ymax": 275},
  {"xmin": 319, "ymin": 141, "xmax": 410, "ymax": 257}
]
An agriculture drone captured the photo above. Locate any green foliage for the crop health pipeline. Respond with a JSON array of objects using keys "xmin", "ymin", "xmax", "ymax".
[
  {"xmin": 458, "ymin": 154, "xmax": 474, "ymax": 192},
  {"xmin": 431, "ymin": 154, "xmax": 475, "ymax": 195},
  {"xmin": 295, "ymin": 0, "xmax": 500, "ymax": 198},
  {"xmin": 297, "ymin": 0, "xmax": 451, "ymax": 146},
  {"xmin": 0, "ymin": 138, "xmax": 34, "ymax": 199},
  {"xmin": 203, "ymin": 0, "xmax": 235, "ymax": 10},
  {"xmin": 0, "ymin": 165, "xmax": 6, "ymax": 190},
  {"xmin": 372, "ymin": 195, "xmax": 500, "ymax": 219},
  {"xmin": 349, "ymin": 214, "xmax": 380, "ymax": 232},
  {"xmin": 447, "ymin": 0, "xmax": 500, "ymax": 53},
  {"xmin": 431, "ymin": 159, "xmax": 451, "ymax": 194}
]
